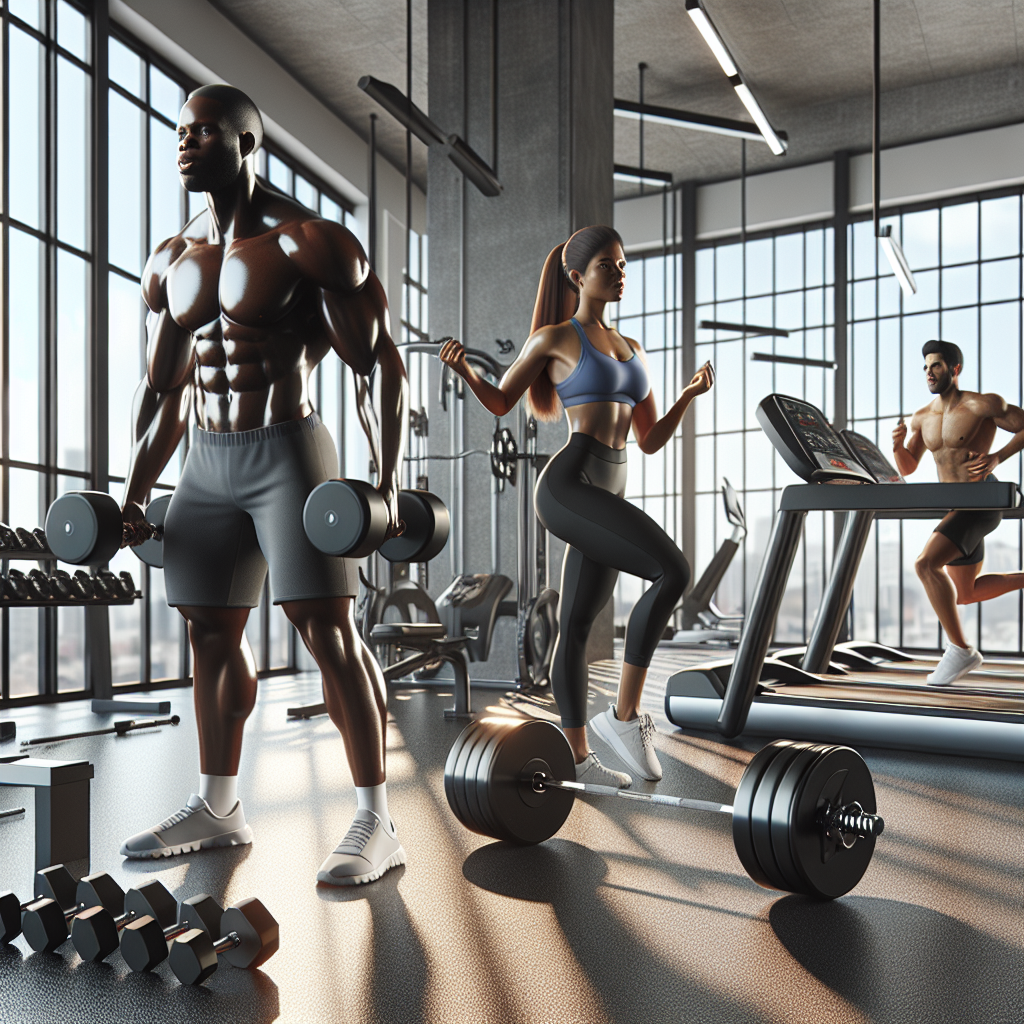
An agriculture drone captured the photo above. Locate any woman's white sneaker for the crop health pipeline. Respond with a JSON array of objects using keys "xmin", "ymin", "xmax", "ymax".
[
  {"xmin": 119, "ymin": 794, "xmax": 252, "ymax": 859},
  {"xmin": 589, "ymin": 704, "xmax": 663, "ymax": 781},
  {"xmin": 926, "ymin": 643, "xmax": 983, "ymax": 686},
  {"xmin": 317, "ymin": 809, "xmax": 407, "ymax": 886},
  {"xmin": 575, "ymin": 752, "xmax": 632, "ymax": 788}
]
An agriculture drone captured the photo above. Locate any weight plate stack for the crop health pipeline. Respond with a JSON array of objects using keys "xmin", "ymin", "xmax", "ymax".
[
  {"xmin": 444, "ymin": 718, "xmax": 574, "ymax": 845},
  {"xmin": 782, "ymin": 744, "xmax": 878, "ymax": 899}
]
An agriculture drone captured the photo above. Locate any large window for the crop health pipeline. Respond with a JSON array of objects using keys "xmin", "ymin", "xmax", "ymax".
[
  {"xmin": 848, "ymin": 193, "xmax": 1024, "ymax": 654},
  {"xmin": 612, "ymin": 248, "xmax": 684, "ymax": 626},
  {"xmin": 694, "ymin": 225, "xmax": 836, "ymax": 643}
]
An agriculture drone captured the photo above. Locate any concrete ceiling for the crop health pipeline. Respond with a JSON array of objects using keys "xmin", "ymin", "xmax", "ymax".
[{"xmin": 208, "ymin": 0, "xmax": 1024, "ymax": 198}]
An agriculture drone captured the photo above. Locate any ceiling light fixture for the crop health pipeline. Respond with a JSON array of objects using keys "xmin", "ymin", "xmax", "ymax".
[
  {"xmin": 685, "ymin": 0, "xmax": 737, "ymax": 77},
  {"xmin": 613, "ymin": 163, "xmax": 673, "ymax": 186},
  {"xmin": 700, "ymin": 320, "xmax": 789, "ymax": 339},
  {"xmin": 684, "ymin": 0, "xmax": 787, "ymax": 156},
  {"xmin": 613, "ymin": 99, "xmax": 770, "ymax": 144},
  {"xmin": 358, "ymin": 76, "xmax": 502, "ymax": 197},
  {"xmin": 870, "ymin": 1, "xmax": 916, "ymax": 295}
]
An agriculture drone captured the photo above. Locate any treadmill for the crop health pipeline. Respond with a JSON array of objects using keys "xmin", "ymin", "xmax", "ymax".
[{"xmin": 665, "ymin": 393, "xmax": 1024, "ymax": 761}]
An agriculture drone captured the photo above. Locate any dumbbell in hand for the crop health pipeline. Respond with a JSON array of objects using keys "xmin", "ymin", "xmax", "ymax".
[
  {"xmin": 0, "ymin": 864, "xmax": 76, "ymax": 948},
  {"xmin": 71, "ymin": 879, "xmax": 178, "ymax": 963},
  {"xmin": 303, "ymin": 481, "xmax": 450, "ymax": 563},
  {"xmin": 120, "ymin": 894, "xmax": 223, "ymax": 973},
  {"xmin": 169, "ymin": 898, "xmax": 279, "ymax": 985},
  {"xmin": 44, "ymin": 491, "xmax": 170, "ymax": 567}
]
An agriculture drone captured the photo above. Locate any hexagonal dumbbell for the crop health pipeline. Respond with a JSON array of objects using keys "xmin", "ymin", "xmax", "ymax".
[
  {"xmin": 0, "ymin": 864, "xmax": 76, "ymax": 947},
  {"xmin": 168, "ymin": 898, "xmax": 279, "ymax": 985},
  {"xmin": 20, "ymin": 869, "xmax": 125, "ymax": 953},
  {"xmin": 70, "ymin": 879, "xmax": 177, "ymax": 963},
  {"xmin": 120, "ymin": 894, "xmax": 224, "ymax": 973}
]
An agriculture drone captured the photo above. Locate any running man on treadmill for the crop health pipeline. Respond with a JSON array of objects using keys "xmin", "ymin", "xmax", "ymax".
[{"xmin": 892, "ymin": 340, "xmax": 1024, "ymax": 685}]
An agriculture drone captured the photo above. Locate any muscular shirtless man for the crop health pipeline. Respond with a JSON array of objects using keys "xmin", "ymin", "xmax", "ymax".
[
  {"xmin": 116, "ymin": 84, "xmax": 409, "ymax": 885},
  {"xmin": 893, "ymin": 340, "xmax": 1024, "ymax": 686}
]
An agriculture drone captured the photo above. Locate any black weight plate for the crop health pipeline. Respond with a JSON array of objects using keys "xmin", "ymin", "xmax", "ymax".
[
  {"xmin": 748, "ymin": 742, "xmax": 815, "ymax": 892},
  {"xmin": 449, "ymin": 723, "xmax": 490, "ymax": 836},
  {"xmin": 732, "ymin": 740, "xmax": 799, "ymax": 890},
  {"xmin": 470, "ymin": 724, "xmax": 508, "ymax": 840},
  {"xmin": 788, "ymin": 745, "xmax": 878, "ymax": 899},
  {"xmin": 479, "ymin": 718, "xmax": 574, "ymax": 845},
  {"xmin": 768, "ymin": 744, "xmax": 831, "ymax": 895},
  {"xmin": 380, "ymin": 490, "xmax": 451, "ymax": 564},
  {"xmin": 463, "ymin": 721, "xmax": 505, "ymax": 838},
  {"xmin": 443, "ymin": 722, "xmax": 480, "ymax": 832},
  {"xmin": 303, "ymin": 479, "xmax": 385, "ymax": 558},
  {"xmin": 134, "ymin": 493, "xmax": 171, "ymax": 568},
  {"xmin": 219, "ymin": 898, "xmax": 279, "ymax": 970},
  {"xmin": 45, "ymin": 491, "xmax": 122, "ymax": 565}
]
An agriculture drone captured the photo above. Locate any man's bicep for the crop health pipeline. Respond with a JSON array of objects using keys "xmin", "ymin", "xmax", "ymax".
[
  {"xmin": 146, "ymin": 310, "xmax": 195, "ymax": 391},
  {"xmin": 994, "ymin": 401, "xmax": 1024, "ymax": 433},
  {"xmin": 322, "ymin": 271, "xmax": 393, "ymax": 376}
]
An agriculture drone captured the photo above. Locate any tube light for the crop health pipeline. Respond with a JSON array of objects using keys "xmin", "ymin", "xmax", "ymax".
[
  {"xmin": 358, "ymin": 76, "xmax": 447, "ymax": 147},
  {"xmin": 685, "ymin": 0, "xmax": 738, "ymax": 77},
  {"xmin": 613, "ymin": 164, "xmax": 673, "ymax": 185},
  {"xmin": 878, "ymin": 225, "xmax": 918, "ymax": 296},
  {"xmin": 613, "ymin": 100, "xmax": 768, "ymax": 143},
  {"xmin": 731, "ymin": 79, "xmax": 787, "ymax": 156}
]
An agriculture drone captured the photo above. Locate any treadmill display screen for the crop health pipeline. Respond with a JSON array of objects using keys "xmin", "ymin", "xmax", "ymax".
[
  {"xmin": 757, "ymin": 395, "xmax": 876, "ymax": 483},
  {"xmin": 841, "ymin": 430, "xmax": 904, "ymax": 483}
]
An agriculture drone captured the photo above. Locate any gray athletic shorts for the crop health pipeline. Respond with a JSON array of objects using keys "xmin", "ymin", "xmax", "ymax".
[{"xmin": 163, "ymin": 413, "xmax": 358, "ymax": 607}]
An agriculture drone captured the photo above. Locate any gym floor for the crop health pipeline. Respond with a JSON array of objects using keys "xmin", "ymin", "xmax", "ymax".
[{"xmin": 0, "ymin": 646, "xmax": 1020, "ymax": 1024}]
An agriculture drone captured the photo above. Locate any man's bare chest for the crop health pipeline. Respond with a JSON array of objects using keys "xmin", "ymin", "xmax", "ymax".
[
  {"xmin": 164, "ymin": 235, "xmax": 306, "ymax": 333},
  {"xmin": 920, "ymin": 408, "xmax": 986, "ymax": 451}
]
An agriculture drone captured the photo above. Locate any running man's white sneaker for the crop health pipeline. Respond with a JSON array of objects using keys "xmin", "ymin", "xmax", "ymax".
[
  {"xmin": 316, "ymin": 809, "xmax": 407, "ymax": 886},
  {"xmin": 589, "ymin": 703, "xmax": 663, "ymax": 781},
  {"xmin": 120, "ymin": 794, "xmax": 252, "ymax": 859},
  {"xmin": 575, "ymin": 752, "xmax": 632, "ymax": 789},
  {"xmin": 926, "ymin": 643, "xmax": 983, "ymax": 686}
]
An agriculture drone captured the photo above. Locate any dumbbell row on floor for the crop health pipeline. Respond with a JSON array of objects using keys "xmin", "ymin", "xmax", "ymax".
[
  {"xmin": 1, "ymin": 865, "xmax": 278, "ymax": 984},
  {"xmin": 46, "ymin": 480, "xmax": 452, "ymax": 569},
  {"xmin": 1, "ymin": 569, "xmax": 137, "ymax": 605}
]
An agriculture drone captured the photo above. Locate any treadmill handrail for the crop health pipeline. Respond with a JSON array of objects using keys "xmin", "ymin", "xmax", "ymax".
[{"xmin": 780, "ymin": 480, "xmax": 1022, "ymax": 514}]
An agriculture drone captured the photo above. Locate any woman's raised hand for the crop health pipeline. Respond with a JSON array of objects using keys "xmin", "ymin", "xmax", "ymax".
[
  {"xmin": 687, "ymin": 360, "xmax": 715, "ymax": 396},
  {"xmin": 438, "ymin": 337, "xmax": 471, "ymax": 378}
]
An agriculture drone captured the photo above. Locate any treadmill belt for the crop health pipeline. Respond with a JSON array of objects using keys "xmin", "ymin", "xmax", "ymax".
[{"xmin": 761, "ymin": 680, "xmax": 1024, "ymax": 715}]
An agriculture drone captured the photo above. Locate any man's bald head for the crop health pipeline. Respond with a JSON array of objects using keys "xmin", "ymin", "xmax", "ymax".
[{"xmin": 186, "ymin": 84, "xmax": 264, "ymax": 151}]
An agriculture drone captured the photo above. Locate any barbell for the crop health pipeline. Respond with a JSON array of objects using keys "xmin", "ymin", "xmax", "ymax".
[{"xmin": 444, "ymin": 717, "xmax": 884, "ymax": 900}]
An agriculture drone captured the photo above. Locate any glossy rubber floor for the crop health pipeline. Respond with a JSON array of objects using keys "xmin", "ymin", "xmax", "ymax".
[{"xmin": 0, "ymin": 647, "xmax": 1021, "ymax": 1024}]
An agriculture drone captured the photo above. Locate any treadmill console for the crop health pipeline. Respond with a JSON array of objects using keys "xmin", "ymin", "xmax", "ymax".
[
  {"xmin": 840, "ymin": 429, "xmax": 903, "ymax": 483},
  {"xmin": 756, "ymin": 395, "xmax": 875, "ymax": 483}
]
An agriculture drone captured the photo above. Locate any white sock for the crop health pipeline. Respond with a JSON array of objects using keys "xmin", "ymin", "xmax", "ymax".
[
  {"xmin": 199, "ymin": 774, "xmax": 238, "ymax": 817},
  {"xmin": 355, "ymin": 783, "xmax": 393, "ymax": 834}
]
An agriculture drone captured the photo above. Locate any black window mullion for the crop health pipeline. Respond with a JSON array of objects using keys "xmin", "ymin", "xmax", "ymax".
[{"xmin": 1, "ymin": 3, "xmax": 9, "ymax": 701}]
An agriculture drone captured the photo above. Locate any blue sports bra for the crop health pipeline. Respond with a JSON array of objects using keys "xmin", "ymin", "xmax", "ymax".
[{"xmin": 554, "ymin": 318, "xmax": 651, "ymax": 409}]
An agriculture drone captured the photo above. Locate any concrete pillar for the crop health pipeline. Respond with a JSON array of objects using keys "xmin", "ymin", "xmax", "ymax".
[{"xmin": 427, "ymin": 0, "xmax": 614, "ymax": 681}]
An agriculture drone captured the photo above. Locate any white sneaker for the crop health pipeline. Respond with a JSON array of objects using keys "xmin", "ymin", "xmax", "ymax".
[
  {"xmin": 317, "ymin": 809, "xmax": 407, "ymax": 886},
  {"xmin": 926, "ymin": 643, "xmax": 983, "ymax": 686},
  {"xmin": 589, "ymin": 703, "xmax": 663, "ymax": 781},
  {"xmin": 575, "ymin": 752, "xmax": 631, "ymax": 789},
  {"xmin": 119, "ymin": 794, "xmax": 252, "ymax": 859}
]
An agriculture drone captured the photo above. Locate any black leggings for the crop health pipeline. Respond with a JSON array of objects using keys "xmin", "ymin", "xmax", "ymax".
[{"xmin": 534, "ymin": 433, "xmax": 691, "ymax": 728}]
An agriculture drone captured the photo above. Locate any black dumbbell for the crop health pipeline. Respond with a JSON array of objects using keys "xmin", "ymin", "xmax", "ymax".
[
  {"xmin": 43, "ymin": 491, "xmax": 169, "ymax": 567},
  {"xmin": 71, "ymin": 879, "xmax": 178, "ymax": 963},
  {"xmin": 168, "ymin": 898, "xmax": 279, "ymax": 985},
  {"xmin": 20, "ymin": 869, "xmax": 125, "ymax": 953},
  {"xmin": 303, "ymin": 482, "xmax": 450, "ymax": 562},
  {"xmin": 0, "ymin": 864, "xmax": 76, "ymax": 946},
  {"xmin": 120, "ymin": 894, "xmax": 223, "ymax": 973}
]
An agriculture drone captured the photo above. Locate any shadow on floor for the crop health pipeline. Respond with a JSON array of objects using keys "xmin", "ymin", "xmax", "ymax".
[
  {"xmin": 316, "ymin": 866, "xmax": 431, "ymax": 1024},
  {"xmin": 769, "ymin": 894, "xmax": 1021, "ymax": 1023},
  {"xmin": 464, "ymin": 839, "xmax": 772, "ymax": 1024}
]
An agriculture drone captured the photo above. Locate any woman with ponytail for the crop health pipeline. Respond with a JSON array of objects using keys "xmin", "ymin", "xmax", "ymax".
[{"xmin": 439, "ymin": 226, "xmax": 713, "ymax": 787}]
